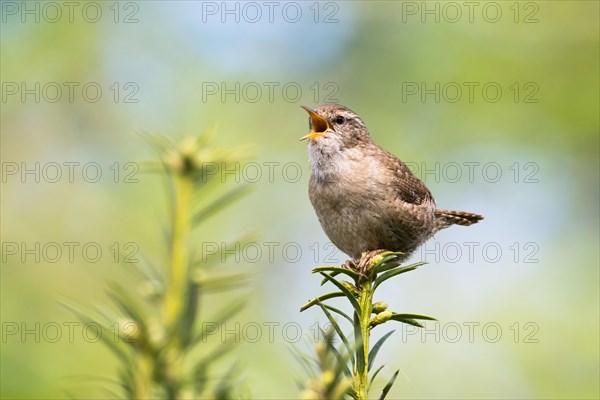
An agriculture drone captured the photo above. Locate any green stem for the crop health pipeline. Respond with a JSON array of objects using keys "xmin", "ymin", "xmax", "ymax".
[
  {"xmin": 163, "ymin": 174, "xmax": 193, "ymax": 334},
  {"xmin": 354, "ymin": 278, "xmax": 374, "ymax": 399},
  {"xmin": 133, "ymin": 351, "xmax": 154, "ymax": 398},
  {"xmin": 158, "ymin": 174, "xmax": 194, "ymax": 399}
]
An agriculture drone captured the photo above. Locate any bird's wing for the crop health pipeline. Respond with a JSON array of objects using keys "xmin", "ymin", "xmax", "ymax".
[{"xmin": 383, "ymin": 151, "xmax": 434, "ymax": 206}]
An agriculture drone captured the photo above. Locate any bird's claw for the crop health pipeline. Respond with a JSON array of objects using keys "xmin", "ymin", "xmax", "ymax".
[
  {"xmin": 358, "ymin": 249, "xmax": 388, "ymax": 275},
  {"xmin": 343, "ymin": 250, "xmax": 388, "ymax": 283},
  {"xmin": 342, "ymin": 259, "xmax": 356, "ymax": 270}
]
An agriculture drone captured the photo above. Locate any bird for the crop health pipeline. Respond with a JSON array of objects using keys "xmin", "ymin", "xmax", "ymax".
[{"xmin": 300, "ymin": 104, "xmax": 483, "ymax": 268}]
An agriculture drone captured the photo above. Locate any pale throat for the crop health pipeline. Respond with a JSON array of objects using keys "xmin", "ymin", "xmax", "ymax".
[{"xmin": 308, "ymin": 138, "xmax": 365, "ymax": 182}]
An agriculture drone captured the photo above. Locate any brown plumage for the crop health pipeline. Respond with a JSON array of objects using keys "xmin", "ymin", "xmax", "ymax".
[{"xmin": 301, "ymin": 104, "xmax": 483, "ymax": 261}]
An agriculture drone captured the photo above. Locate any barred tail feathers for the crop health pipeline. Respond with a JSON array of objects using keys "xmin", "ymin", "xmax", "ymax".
[{"xmin": 435, "ymin": 209, "xmax": 484, "ymax": 229}]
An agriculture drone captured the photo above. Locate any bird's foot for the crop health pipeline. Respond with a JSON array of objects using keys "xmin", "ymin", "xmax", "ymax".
[
  {"xmin": 357, "ymin": 250, "xmax": 388, "ymax": 275},
  {"xmin": 342, "ymin": 259, "xmax": 356, "ymax": 270},
  {"xmin": 342, "ymin": 259, "xmax": 365, "ymax": 283},
  {"xmin": 342, "ymin": 250, "xmax": 389, "ymax": 283}
]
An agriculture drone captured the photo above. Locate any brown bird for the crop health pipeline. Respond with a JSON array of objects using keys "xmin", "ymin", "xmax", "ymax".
[{"xmin": 301, "ymin": 104, "xmax": 483, "ymax": 266}]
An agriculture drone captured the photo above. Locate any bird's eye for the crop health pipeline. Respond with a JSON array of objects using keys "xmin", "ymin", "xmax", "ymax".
[{"xmin": 335, "ymin": 115, "xmax": 346, "ymax": 124}]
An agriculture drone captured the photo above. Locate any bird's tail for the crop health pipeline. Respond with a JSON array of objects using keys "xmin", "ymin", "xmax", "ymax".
[{"xmin": 435, "ymin": 209, "xmax": 484, "ymax": 230}]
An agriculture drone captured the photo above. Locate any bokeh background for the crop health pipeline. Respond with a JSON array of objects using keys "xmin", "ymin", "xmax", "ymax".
[{"xmin": 1, "ymin": 1, "xmax": 599, "ymax": 399}]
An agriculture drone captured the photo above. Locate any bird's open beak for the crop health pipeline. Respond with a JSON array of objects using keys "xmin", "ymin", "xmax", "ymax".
[{"xmin": 300, "ymin": 106, "xmax": 329, "ymax": 140}]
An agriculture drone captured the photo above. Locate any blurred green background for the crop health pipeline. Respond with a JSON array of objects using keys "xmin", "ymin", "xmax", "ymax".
[{"xmin": 1, "ymin": 1, "xmax": 598, "ymax": 398}]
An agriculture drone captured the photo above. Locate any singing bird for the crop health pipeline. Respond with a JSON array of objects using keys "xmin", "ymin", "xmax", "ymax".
[{"xmin": 301, "ymin": 104, "xmax": 483, "ymax": 265}]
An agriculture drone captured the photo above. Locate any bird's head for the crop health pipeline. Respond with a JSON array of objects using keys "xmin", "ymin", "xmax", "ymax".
[{"xmin": 300, "ymin": 104, "xmax": 371, "ymax": 150}]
